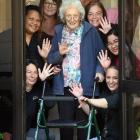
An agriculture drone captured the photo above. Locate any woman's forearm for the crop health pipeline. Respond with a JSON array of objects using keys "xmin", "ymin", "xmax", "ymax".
[
  {"xmin": 80, "ymin": 102, "xmax": 90, "ymax": 115},
  {"xmin": 87, "ymin": 98, "xmax": 108, "ymax": 109}
]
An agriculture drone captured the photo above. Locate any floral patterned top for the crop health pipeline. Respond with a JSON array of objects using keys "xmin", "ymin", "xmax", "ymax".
[{"xmin": 61, "ymin": 24, "xmax": 83, "ymax": 87}]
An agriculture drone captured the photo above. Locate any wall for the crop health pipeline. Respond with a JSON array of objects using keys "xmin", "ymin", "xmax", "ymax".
[
  {"xmin": 25, "ymin": 0, "xmax": 40, "ymax": 5},
  {"xmin": 0, "ymin": 0, "xmax": 11, "ymax": 33},
  {"xmin": 100, "ymin": 0, "xmax": 118, "ymax": 9}
]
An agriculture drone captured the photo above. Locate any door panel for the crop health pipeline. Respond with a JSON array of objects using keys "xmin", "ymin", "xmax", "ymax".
[{"xmin": 0, "ymin": 0, "xmax": 12, "ymax": 136}]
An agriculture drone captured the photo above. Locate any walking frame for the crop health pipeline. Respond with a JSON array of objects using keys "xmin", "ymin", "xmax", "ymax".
[{"xmin": 34, "ymin": 79, "xmax": 100, "ymax": 140}]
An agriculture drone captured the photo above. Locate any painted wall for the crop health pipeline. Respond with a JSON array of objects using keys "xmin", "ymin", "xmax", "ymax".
[
  {"xmin": 25, "ymin": 0, "xmax": 40, "ymax": 5},
  {"xmin": 100, "ymin": 0, "xmax": 118, "ymax": 9},
  {"xmin": 0, "ymin": 0, "xmax": 11, "ymax": 32}
]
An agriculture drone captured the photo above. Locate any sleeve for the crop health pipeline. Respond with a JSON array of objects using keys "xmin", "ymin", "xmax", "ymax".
[
  {"xmin": 47, "ymin": 31, "xmax": 63, "ymax": 64},
  {"xmin": 94, "ymin": 28, "xmax": 105, "ymax": 73},
  {"xmin": 105, "ymin": 93, "xmax": 120, "ymax": 109},
  {"xmin": 96, "ymin": 62, "xmax": 104, "ymax": 74}
]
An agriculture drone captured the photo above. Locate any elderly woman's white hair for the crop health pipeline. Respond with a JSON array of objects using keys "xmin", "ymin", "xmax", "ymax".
[{"xmin": 59, "ymin": 0, "xmax": 85, "ymax": 22}]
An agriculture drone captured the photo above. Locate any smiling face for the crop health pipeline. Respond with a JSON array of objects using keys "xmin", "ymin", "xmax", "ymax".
[
  {"xmin": 87, "ymin": 5, "xmax": 103, "ymax": 27},
  {"xmin": 64, "ymin": 6, "xmax": 81, "ymax": 31},
  {"xmin": 25, "ymin": 10, "xmax": 41, "ymax": 34},
  {"xmin": 43, "ymin": 0, "xmax": 57, "ymax": 17},
  {"xmin": 26, "ymin": 63, "xmax": 38, "ymax": 87},
  {"xmin": 107, "ymin": 34, "xmax": 119, "ymax": 55},
  {"xmin": 106, "ymin": 67, "xmax": 119, "ymax": 92}
]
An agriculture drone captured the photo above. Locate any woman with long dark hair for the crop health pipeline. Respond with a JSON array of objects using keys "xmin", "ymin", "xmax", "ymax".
[{"xmin": 26, "ymin": 59, "xmax": 54, "ymax": 140}]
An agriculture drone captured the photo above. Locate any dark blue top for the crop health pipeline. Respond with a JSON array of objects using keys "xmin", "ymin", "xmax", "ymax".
[
  {"xmin": 48, "ymin": 21, "xmax": 104, "ymax": 97},
  {"xmin": 26, "ymin": 84, "xmax": 41, "ymax": 131},
  {"xmin": 99, "ymin": 90, "xmax": 121, "ymax": 140}
]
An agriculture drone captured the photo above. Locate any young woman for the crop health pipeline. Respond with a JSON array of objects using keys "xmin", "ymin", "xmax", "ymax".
[
  {"xmin": 70, "ymin": 66, "xmax": 121, "ymax": 140},
  {"xmin": 39, "ymin": 0, "xmax": 61, "ymax": 40},
  {"xmin": 99, "ymin": 26, "xmax": 133, "ymax": 80},
  {"xmin": 86, "ymin": 1, "xmax": 115, "ymax": 45},
  {"xmin": 26, "ymin": 59, "xmax": 54, "ymax": 140},
  {"xmin": 86, "ymin": 1, "xmax": 107, "ymax": 29},
  {"xmin": 25, "ymin": 5, "xmax": 52, "ymax": 69},
  {"xmin": 97, "ymin": 26, "xmax": 119, "ymax": 70},
  {"xmin": 39, "ymin": 1, "xmax": 62, "ymax": 110}
]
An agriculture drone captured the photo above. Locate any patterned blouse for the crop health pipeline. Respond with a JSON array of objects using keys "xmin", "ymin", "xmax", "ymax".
[{"xmin": 61, "ymin": 24, "xmax": 83, "ymax": 87}]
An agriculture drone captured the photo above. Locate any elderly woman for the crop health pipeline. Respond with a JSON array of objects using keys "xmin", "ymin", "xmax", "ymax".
[{"xmin": 48, "ymin": 0, "xmax": 104, "ymax": 140}]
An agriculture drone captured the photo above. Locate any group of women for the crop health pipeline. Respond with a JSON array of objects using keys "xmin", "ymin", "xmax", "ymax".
[
  {"xmin": 4, "ymin": 0, "xmax": 121, "ymax": 140},
  {"xmin": 25, "ymin": 0, "xmax": 119, "ymax": 140}
]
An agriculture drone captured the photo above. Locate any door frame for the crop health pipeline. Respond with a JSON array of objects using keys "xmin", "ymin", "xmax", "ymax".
[{"xmin": 12, "ymin": 0, "xmax": 25, "ymax": 139}]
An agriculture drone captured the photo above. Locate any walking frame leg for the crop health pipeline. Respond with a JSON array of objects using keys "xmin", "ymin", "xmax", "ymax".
[
  {"xmin": 86, "ymin": 108, "xmax": 93, "ymax": 140},
  {"xmin": 35, "ymin": 98, "xmax": 50, "ymax": 140},
  {"xmin": 86, "ymin": 108, "xmax": 100, "ymax": 140},
  {"xmin": 93, "ymin": 109, "xmax": 100, "ymax": 140}
]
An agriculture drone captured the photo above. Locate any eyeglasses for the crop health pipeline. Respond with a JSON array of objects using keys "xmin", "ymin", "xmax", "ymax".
[
  {"xmin": 65, "ymin": 15, "xmax": 80, "ymax": 21},
  {"xmin": 44, "ymin": 1, "xmax": 57, "ymax": 7},
  {"xmin": 88, "ymin": 11, "xmax": 103, "ymax": 18},
  {"xmin": 107, "ymin": 39, "xmax": 119, "ymax": 47}
]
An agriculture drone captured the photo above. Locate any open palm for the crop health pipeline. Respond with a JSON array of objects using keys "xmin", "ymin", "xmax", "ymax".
[
  {"xmin": 38, "ymin": 38, "xmax": 52, "ymax": 60},
  {"xmin": 69, "ymin": 83, "xmax": 83, "ymax": 98},
  {"xmin": 38, "ymin": 63, "xmax": 54, "ymax": 81},
  {"xmin": 97, "ymin": 50, "xmax": 111, "ymax": 69},
  {"xmin": 99, "ymin": 17, "xmax": 111, "ymax": 34}
]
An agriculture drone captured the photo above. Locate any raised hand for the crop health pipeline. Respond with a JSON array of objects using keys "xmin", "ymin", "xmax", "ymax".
[
  {"xmin": 58, "ymin": 42, "xmax": 69, "ymax": 55},
  {"xmin": 37, "ymin": 38, "xmax": 52, "ymax": 60},
  {"xmin": 69, "ymin": 83, "xmax": 83, "ymax": 98},
  {"xmin": 99, "ymin": 17, "xmax": 111, "ymax": 34},
  {"xmin": 38, "ymin": 63, "xmax": 54, "ymax": 81},
  {"xmin": 97, "ymin": 50, "xmax": 111, "ymax": 69}
]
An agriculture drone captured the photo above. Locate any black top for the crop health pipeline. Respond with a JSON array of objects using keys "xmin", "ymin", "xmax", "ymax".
[
  {"xmin": 26, "ymin": 81, "xmax": 53, "ymax": 131},
  {"xmin": 97, "ymin": 23, "xmax": 117, "ymax": 47},
  {"xmin": 99, "ymin": 89, "xmax": 121, "ymax": 140},
  {"xmin": 26, "ymin": 32, "xmax": 52, "ymax": 69},
  {"xmin": 98, "ymin": 30, "xmax": 107, "ymax": 47},
  {"xmin": 26, "ymin": 84, "xmax": 42, "ymax": 131}
]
